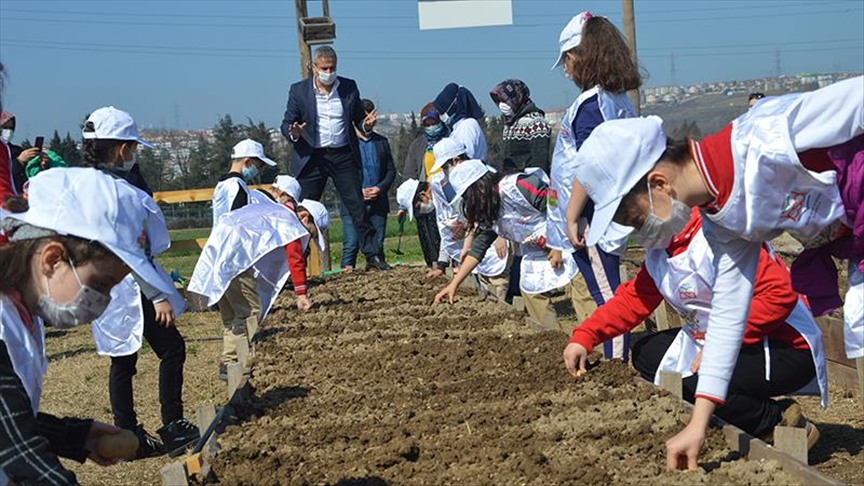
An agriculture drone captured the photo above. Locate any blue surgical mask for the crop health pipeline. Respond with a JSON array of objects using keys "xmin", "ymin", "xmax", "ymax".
[
  {"xmin": 241, "ymin": 164, "xmax": 259, "ymax": 181},
  {"xmin": 424, "ymin": 123, "xmax": 444, "ymax": 141}
]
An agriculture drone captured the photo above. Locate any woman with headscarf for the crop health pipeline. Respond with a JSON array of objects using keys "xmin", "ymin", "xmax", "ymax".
[
  {"xmin": 432, "ymin": 83, "xmax": 488, "ymax": 163},
  {"xmin": 490, "ymin": 79, "xmax": 552, "ymax": 173},
  {"xmin": 400, "ymin": 103, "xmax": 447, "ymax": 276}
]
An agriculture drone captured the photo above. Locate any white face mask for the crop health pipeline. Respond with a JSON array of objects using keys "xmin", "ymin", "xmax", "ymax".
[
  {"xmin": 0, "ymin": 128, "xmax": 13, "ymax": 143},
  {"xmin": 122, "ymin": 152, "xmax": 137, "ymax": 172},
  {"xmin": 417, "ymin": 200, "xmax": 435, "ymax": 215},
  {"xmin": 633, "ymin": 183, "xmax": 691, "ymax": 250},
  {"xmin": 498, "ymin": 102, "xmax": 514, "ymax": 117},
  {"xmin": 318, "ymin": 70, "xmax": 337, "ymax": 86},
  {"xmin": 36, "ymin": 261, "xmax": 112, "ymax": 328}
]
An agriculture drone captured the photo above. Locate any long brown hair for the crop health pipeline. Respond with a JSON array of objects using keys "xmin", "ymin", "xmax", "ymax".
[
  {"xmin": 461, "ymin": 171, "xmax": 505, "ymax": 230},
  {"xmin": 565, "ymin": 16, "xmax": 642, "ymax": 93}
]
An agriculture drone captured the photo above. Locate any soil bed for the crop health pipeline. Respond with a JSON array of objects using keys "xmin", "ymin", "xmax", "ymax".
[{"xmin": 212, "ymin": 268, "xmax": 800, "ymax": 485}]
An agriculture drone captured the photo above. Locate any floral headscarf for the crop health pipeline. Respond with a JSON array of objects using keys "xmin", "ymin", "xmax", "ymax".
[{"xmin": 490, "ymin": 79, "xmax": 531, "ymax": 124}]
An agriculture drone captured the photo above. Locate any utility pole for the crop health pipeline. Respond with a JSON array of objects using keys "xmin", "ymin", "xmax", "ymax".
[
  {"xmin": 295, "ymin": 0, "xmax": 312, "ymax": 79},
  {"xmin": 621, "ymin": 0, "xmax": 641, "ymax": 115}
]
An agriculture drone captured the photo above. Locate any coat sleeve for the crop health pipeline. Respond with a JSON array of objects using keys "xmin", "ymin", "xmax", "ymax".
[
  {"xmin": 402, "ymin": 136, "xmax": 424, "ymax": 181},
  {"xmin": 376, "ymin": 137, "xmax": 397, "ymax": 192},
  {"xmin": 281, "ymin": 83, "xmax": 302, "ymax": 142},
  {"xmin": 788, "ymin": 76, "xmax": 864, "ymax": 151}
]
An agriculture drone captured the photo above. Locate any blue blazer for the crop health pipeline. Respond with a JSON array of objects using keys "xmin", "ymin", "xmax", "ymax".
[{"xmin": 280, "ymin": 76, "xmax": 366, "ymax": 176}]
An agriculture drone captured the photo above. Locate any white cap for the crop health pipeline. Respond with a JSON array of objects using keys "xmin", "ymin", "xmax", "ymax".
[
  {"xmin": 396, "ymin": 179, "xmax": 421, "ymax": 221},
  {"xmin": 298, "ymin": 199, "xmax": 329, "ymax": 250},
  {"xmin": 82, "ymin": 106, "xmax": 155, "ymax": 148},
  {"xmin": 552, "ymin": 11, "xmax": 593, "ymax": 70},
  {"xmin": 5, "ymin": 168, "xmax": 175, "ymax": 296},
  {"xmin": 574, "ymin": 116, "xmax": 667, "ymax": 247},
  {"xmin": 231, "ymin": 139, "xmax": 277, "ymax": 166},
  {"xmin": 430, "ymin": 137, "xmax": 468, "ymax": 174},
  {"xmin": 447, "ymin": 159, "xmax": 492, "ymax": 206},
  {"xmin": 272, "ymin": 175, "xmax": 301, "ymax": 202}
]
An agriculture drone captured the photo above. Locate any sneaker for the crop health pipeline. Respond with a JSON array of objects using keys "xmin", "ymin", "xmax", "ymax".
[
  {"xmin": 218, "ymin": 362, "xmax": 228, "ymax": 381},
  {"xmin": 158, "ymin": 418, "xmax": 201, "ymax": 457},
  {"xmin": 130, "ymin": 424, "xmax": 164, "ymax": 460},
  {"xmin": 365, "ymin": 255, "xmax": 391, "ymax": 271}
]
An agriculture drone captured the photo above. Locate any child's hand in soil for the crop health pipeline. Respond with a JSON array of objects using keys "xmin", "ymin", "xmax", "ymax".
[
  {"xmin": 434, "ymin": 284, "xmax": 457, "ymax": 305},
  {"xmin": 296, "ymin": 295, "xmax": 311, "ymax": 312},
  {"xmin": 666, "ymin": 398, "xmax": 713, "ymax": 471},
  {"xmin": 426, "ymin": 268, "xmax": 444, "ymax": 279},
  {"xmin": 562, "ymin": 342, "xmax": 589, "ymax": 377},
  {"xmin": 153, "ymin": 300, "xmax": 176, "ymax": 327}
]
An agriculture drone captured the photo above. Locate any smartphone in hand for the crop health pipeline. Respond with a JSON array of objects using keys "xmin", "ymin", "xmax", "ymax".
[{"xmin": 34, "ymin": 136, "xmax": 44, "ymax": 153}]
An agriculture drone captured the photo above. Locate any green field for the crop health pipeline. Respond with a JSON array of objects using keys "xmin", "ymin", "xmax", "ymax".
[{"xmin": 157, "ymin": 213, "xmax": 426, "ymax": 278}]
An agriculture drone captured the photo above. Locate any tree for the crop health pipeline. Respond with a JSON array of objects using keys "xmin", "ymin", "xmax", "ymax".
[
  {"xmin": 60, "ymin": 133, "xmax": 81, "ymax": 166},
  {"xmin": 482, "ymin": 116, "xmax": 505, "ymax": 168},
  {"xmin": 137, "ymin": 146, "xmax": 164, "ymax": 191},
  {"xmin": 210, "ymin": 115, "xmax": 241, "ymax": 181}
]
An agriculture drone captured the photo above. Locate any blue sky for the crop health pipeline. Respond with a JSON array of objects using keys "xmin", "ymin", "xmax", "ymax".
[{"xmin": 1, "ymin": 0, "xmax": 862, "ymax": 141}]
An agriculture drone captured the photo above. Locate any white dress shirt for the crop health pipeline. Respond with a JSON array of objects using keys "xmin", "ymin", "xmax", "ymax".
[{"xmin": 314, "ymin": 78, "xmax": 347, "ymax": 148}]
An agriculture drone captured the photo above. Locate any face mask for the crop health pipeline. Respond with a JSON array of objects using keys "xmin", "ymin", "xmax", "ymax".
[
  {"xmin": 424, "ymin": 123, "xmax": 444, "ymax": 140},
  {"xmin": 0, "ymin": 128, "xmax": 13, "ymax": 143},
  {"xmin": 36, "ymin": 261, "xmax": 111, "ymax": 328},
  {"xmin": 498, "ymin": 102, "xmax": 514, "ymax": 117},
  {"xmin": 417, "ymin": 200, "xmax": 435, "ymax": 215},
  {"xmin": 241, "ymin": 163, "xmax": 259, "ymax": 181},
  {"xmin": 633, "ymin": 183, "xmax": 691, "ymax": 250},
  {"xmin": 122, "ymin": 152, "xmax": 137, "ymax": 172},
  {"xmin": 439, "ymin": 96, "xmax": 457, "ymax": 126},
  {"xmin": 318, "ymin": 70, "xmax": 337, "ymax": 86}
]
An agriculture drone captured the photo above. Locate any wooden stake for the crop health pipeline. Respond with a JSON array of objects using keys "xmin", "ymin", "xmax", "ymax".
[
  {"xmin": 512, "ymin": 296, "xmax": 525, "ymax": 312},
  {"xmin": 659, "ymin": 370, "xmax": 683, "ymax": 399},
  {"xmin": 235, "ymin": 337, "xmax": 250, "ymax": 370},
  {"xmin": 774, "ymin": 426, "xmax": 808, "ymax": 464},
  {"xmin": 195, "ymin": 404, "xmax": 216, "ymax": 435},
  {"xmin": 227, "ymin": 363, "xmax": 244, "ymax": 400},
  {"xmin": 856, "ymin": 357, "xmax": 864, "ymax": 401},
  {"xmin": 160, "ymin": 461, "xmax": 188, "ymax": 486}
]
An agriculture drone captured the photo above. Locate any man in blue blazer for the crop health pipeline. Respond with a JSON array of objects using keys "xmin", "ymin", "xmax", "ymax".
[{"xmin": 281, "ymin": 45, "xmax": 390, "ymax": 271}]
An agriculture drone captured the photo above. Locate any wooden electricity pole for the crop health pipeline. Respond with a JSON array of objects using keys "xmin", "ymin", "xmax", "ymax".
[
  {"xmin": 621, "ymin": 0, "xmax": 641, "ymax": 115},
  {"xmin": 295, "ymin": 0, "xmax": 312, "ymax": 79}
]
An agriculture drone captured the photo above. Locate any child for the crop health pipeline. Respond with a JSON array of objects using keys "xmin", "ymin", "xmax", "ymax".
[
  {"xmin": 82, "ymin": 106, "xmax": 198, "ymax": 457},
  {"xmin": 204, "ymin": 139, "xmax": 277, "ymax": 379},
  {"xmin": 269, "ymin": 175, "xmax": 312, "ymax": 311},
  {"xmin": 433, "ymin": 160, "xmax": 588, "ymax": 332},
  {"xmin": 547, "ymin": 11, "xmax": 642, "ymax": 361},
  {"xmin": 296, "ymin": 199, "xmax": 330, "ymax": 256},
  {"xmin": 395, "ymin": 177, "xmax": 444, "ymax": 278},
  {"xmin": 0, "ymin": 168, "xmax": 179, "ymax": 483},
  {"xmin": 429, "ymin": 138, "xmax": 511, "ymax": 300},
  {"xmin": 212, "ymin": 138, "xmax": 277, "ymax": 225},
  {"xmin": 432, "ymin": 83, "xmax": 488, "ymax": 162},
  {"xmin": 570, "ymin": 75, "xmax": 863, "ymax": 470},
  {"xmin": 188, "ymin": 201, "xmax": 311, "ymax": 369},
  {"xmin": 563, "ymin": 208, "xmax": 827, "ymax": 446}
]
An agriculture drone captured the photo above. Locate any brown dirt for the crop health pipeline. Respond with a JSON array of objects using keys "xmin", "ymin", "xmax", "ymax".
[
  {"xmin": 37, "ymin": 262, "xmax": 862, "ymax": 485},
  {"xmin": 211, "ymin": 268, "xmax": 799, "ymax": 485}
]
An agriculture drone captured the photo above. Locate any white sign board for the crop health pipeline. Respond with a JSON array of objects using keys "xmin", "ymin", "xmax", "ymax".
[{"xmin": 418, "ymin": 0, "xmax": 513, "ymax": 30}]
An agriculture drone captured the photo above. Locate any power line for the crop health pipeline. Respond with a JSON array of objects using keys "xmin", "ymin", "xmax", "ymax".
[{"xmin": 1, "ymin": 6, "xmax": 861, "ymax": 29}]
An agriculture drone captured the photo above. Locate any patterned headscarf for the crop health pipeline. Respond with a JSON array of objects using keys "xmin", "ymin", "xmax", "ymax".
[{"xmin": 490, "ymin": 79, "xmax": 531, "ymax": 123}]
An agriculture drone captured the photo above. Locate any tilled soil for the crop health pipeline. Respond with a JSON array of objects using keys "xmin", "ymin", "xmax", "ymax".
[{"xmin": 212, "ymin": 268, "xmax": 800, "ymax": 485}]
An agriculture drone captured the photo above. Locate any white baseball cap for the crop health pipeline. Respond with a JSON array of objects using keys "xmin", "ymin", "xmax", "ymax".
[
  {"xmin": 82, "ymin": 106, "xmax": 155, "ymax": 148},
  {"xmin": 298, "ymin": 199, "xmax": 329, "ymax": 250},
  {"xmin": 272, "ymin": 175, "xmax": 301, "ymax": 202},
  {"xmin": 232, "ymin": 139, "xmax": 277, "ymax": 166},
  {"xmin": 447, "ymin": 159, "xmax": 493, "ymax": 206},
  {"xmin": 396, "ymin": 179, "xmax": 421, "ymax": 221},
  {"xmin": 574, "ymin": 116, "xmax": 667, "ymax": 247},
  {"xmin": 552, "ymin": 11, "xmax": 593, "ymax": 70},
  {"xmin": 430, "ymin": 137, "xmax": 468, "ymax": 174},
  {"xmin": 4, "ymin": 168, "xmax": 175, "ymax": 296}
]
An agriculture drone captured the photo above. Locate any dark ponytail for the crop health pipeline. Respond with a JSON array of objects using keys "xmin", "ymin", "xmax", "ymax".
[
  {"xmin": 461, "ymin": 171, "xmax": 504, "ymax": 230},
  {"xmin": 81, "ymin": 119, "xmax": 123, "ymax": 167}
]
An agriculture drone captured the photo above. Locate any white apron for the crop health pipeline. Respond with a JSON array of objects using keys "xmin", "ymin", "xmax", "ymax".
[
  {"xmin": 0, "ymin": 296, "xmax": 48, "ymax": 486},
  {"xmin": 430, "ymin": 172, "xmax": 509, "ymax": 277},
  {"xmin": 711, "ymin": 92, "xmax": 847, "ymax": 244},
  {"xmin": 90, "ymin": 263, "xmax": 187, "ymax": 357},
  {"xmin": 645, "ymin": 231, "xmax": 829, "ymax": 406},
  {"xmin": 497, "ymin": 169, "xmax": 578, "ymax": 294},
  {"xmin": 212, "ymin": 177, "xmax": 250, "ymax": 226},
  {"xmin": 188, "ymin": 202, "xmax": 310, "ymax": 322},
  {"xmin": 547, "ymin": 87, "xmax": 635, "ymax": 255}
]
